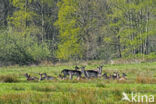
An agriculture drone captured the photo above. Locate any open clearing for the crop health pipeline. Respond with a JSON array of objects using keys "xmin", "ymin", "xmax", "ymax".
[{"xmin": 0, "ymin": 62, "xmax": 156, "ymax": 104}]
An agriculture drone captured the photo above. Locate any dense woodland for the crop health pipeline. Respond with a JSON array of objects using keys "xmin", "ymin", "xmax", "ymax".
[{"xmin": 0, "ymin": 0, "xmax": 155, "ymax": 65}]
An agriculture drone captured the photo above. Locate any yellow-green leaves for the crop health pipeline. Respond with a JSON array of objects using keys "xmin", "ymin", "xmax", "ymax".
[
  {"xmin": 55, "ymin": 0, "xmax": 82, "ymax": 60},
  {"xmin": 8, "ymin": 0, "xmax": 40, "ymax": 37}
]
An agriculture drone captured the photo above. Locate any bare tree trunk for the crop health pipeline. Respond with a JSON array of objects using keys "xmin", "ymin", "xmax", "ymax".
[
  {"xmin": 25, "ymin": 0, "xmax": 28, "ymax": 27},
  {"xmin": 3, "ymin": 0, "xmax": 9, "ymax": 26},
  {"xmin": 24, "ymin": 0, "xmax": 28, "ymax": 39},
  {"xmin": 41, "ymin": 0, "xmax": 44, "ymax": 42},
  {"xmin": 140, "ymin": 9, "xmax": 144, "ymax": 55},
  {"xmin": 145, "ymin": 11, "xmax": 150, "ymax": 54},
  {"xmin": 118, "ymin": 36, "xmax": 122, "ymax": 58}
]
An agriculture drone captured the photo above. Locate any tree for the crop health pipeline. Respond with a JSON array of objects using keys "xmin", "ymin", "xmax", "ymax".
[
  {"xmin": 55, "ymin": 0, "xmax": 82, "ymax": 60},
  {"xmin": 106, "ymin": 0, "xmax": 156, "ymax": 57},
  {"xmin": 0, "ymin": 0, "xmax": 51, "ymax": 65}
]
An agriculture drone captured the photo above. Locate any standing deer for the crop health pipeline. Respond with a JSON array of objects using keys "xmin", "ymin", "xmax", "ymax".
[
  {"xmin": 81, "ymin": 66, "xmax": 98, "ymax": 79},
  {"xmin": 61, "ymin": 69, "xmax": 71, "ymax": 79},
  {"xmin": 61, "ymin": 69, "xmax": 81, "ymax": 80},
  {"xmin": 70, "ymin": 70, "xmax": 82, "ymax": 80}
]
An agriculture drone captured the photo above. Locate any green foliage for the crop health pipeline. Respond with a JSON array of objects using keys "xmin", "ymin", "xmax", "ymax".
[
  {"xmin": 0, "ymin": 0, "xmax": 51, "ymax": 65},
  {"xmin": 145, "ymin": 52, "xmax": 156, "ymax": 59},
  {"xmin": 0, "ymin": 31, "xmax": 50, "ymax": 65},
  {"xmin": 0, "ymin": 0, "xmax": 156, "ymax": 63},
  {"xmin": 55, "ymin": 0, "xmax": 82, "ymax": 60},
  {"xmin": 106, "ymin": 0, "xmax": 156, "ymax": 57},
  {"xmin": 8, "ymin": 0, "xmax": 40, "ymax": 37}
]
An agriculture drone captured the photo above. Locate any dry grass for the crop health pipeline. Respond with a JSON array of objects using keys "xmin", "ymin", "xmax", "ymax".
[
  {"xmin": 0, "ymin": 74, "xmax": 18, "ymax": 83},
  {"xmin": 136, "ymin": 76, "xmax": 156, "ymax": 84},
  {"xmin": 0, "ymin": 92, "xmax": 31, "ymax": 104}
]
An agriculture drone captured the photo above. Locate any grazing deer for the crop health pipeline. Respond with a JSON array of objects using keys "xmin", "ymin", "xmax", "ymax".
[
  {"xmin": 24, "ymin": 73, "xmax": 38, "ymax": 81},
  {"xmin": 39, "ymin": 73, "xmax": 46, "ymax": 81},
  {"xmin": 81, "ymin": 66, "xmax": 98, "ymax": 79},
  {"xmin": 42, "ymin": 73, "xmax": 55, "ymax": 80}
]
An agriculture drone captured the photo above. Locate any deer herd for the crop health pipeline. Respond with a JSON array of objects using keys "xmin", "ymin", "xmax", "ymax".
[{"xmin": 24, "ymin": 65, "xmax": 127, "ymax": 81}]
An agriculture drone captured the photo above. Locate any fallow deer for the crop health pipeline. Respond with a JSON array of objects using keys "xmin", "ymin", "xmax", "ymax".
[
  {"xmin": 118, "ymin": 73, "xmax": 127, "ymax": 81},
  {"xmin": 81, "ymin": 66, "xmax": 98, "ymax": 79},
  {"xmin": 97, "ymin": 66, "xmax": 103, "ymax": 77},
  {"xmin": 42, "ymin": 73, "xmax": 56, "ymax": 80},
  {"xmin": 102, "ymin": 72, "xmax": 111, "ymax": 79},
  {"xmin": 61, "ymin": 69, "xmax": 81, "ymax": 80},
  {"xmin": 24, "ymin": 73, "xmax": 38, "ymax": 81},
  {"xmin": 112, "ymin": 72, "xmax": 120, "ymax": 79},
  {"xmin": 39, "ymin": 73, "xmax": 46, "ymax": 81},
  {"xmin": 74, "ymin": 66, "xmax": 80, "ymax": 70}
]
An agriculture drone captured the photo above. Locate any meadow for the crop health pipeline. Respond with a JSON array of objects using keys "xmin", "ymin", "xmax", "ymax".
[{"xmin": 0, "ymin": 62, "xmax": 156, "ymax": 104}]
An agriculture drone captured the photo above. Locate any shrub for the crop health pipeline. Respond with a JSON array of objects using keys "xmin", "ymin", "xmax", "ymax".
[
  {"xmin": 0, "ymin": 75, "xmax": 18, "ymax": 83},
  {"xmin": 0, "ymin": 31, "xmax": 51, "ymax": 65}
]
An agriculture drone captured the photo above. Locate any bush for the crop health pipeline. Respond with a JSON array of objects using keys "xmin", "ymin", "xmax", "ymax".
[
  {"xmin": 0, "ymin": 75, "xmax": 18, "ymax": 83},
  {"xmin": 0, "ymin": 31, "xmax": 51, "ymax": 65}
]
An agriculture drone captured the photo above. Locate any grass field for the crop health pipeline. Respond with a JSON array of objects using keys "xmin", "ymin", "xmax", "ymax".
[{"xmin": 0, "ymin": 62, "xmax": 156, "ymax": 104}]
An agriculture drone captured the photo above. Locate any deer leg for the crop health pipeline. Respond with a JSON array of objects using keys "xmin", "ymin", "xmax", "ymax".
[
  {"xmin": 95, "ymin": 75, "xmax": 98, "ymax": 78},
  {"xmin": 69, "ymin": 73, "xmax": 73, "ymax": 80},
  {"xmin": 63, "ymin": 73, "xmax": 68, "ymax": 79},
  {"xmin": 85, "ymin": 71, "xmax": 90, "ymax": 79},
  {"xmin": 77, "ymin": 76, "xmax": 80, "ymax": 80}
]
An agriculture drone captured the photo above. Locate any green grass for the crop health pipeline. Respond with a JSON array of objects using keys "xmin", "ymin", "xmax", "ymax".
[{"xmin": 0, "ymin": 62, "xmax": 156, "ymax": 104}]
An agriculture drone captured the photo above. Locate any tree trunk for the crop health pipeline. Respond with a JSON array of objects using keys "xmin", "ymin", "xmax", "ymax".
[{"xmin": 41, "ymin": 0, "xmax": 44, "ymax": 42}]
